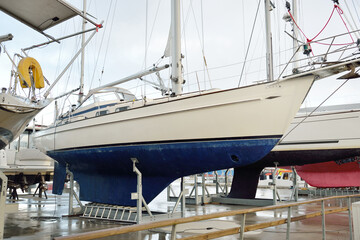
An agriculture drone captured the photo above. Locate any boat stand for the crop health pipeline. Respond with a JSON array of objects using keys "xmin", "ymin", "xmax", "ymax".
[
  {"xmin": 66, "ymin": 168, "xmax": 83, "ymax": 215},
  {"xmin": 270, "ymin": 162, "xmax": 281, "ymax": 205},
  {"xmin": 33, "ymin": 173, "xmax": 48, "ymax": 199},
  {"xmin": 8, "ymin": 185, "xmax": 19, "ymax": 200},
  {"xmin": 168, "ymin": 173, "xmax": 213, "ymax": 205},
  {"xmin": 81, "ymin": 158, "xmax": 183, "ymax": 224},
  {"xmin": 168, "ymin": 166, "xmax": 306, "ymax": 207},
  {"xmin": 0, "ymin": 170, "xmax": 7, "ymax": 240},
  {"xmin": 289, "ymin": 166, "xmax": 299, "ymax": 202},
  {"xmin": 168, "ymin": 170, "xmax": 232, "ymax": 205},
  {"xmin": 215, "ymin": 170, "xmax": 231, "ymax": 196}
]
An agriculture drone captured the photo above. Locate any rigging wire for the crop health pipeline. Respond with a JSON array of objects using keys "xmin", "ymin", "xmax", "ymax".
[
  {"xmin": 342, "ymin": 1, "xmax": 360, "ymax": 39},
  {"xmin": 181, "ymin": 0, "xmax": 190, "ymax": 93},
  {"xmin": 351, "ymin": 0, "xmax": 360, "ymax": 24},
  {"xmin": 189, "ymin": 0, "xmax": 212, "ymax": 90},
  {"xmin": 134, "ymin": 0, "xmax": 163, "ymax": 97},
  {"xmin": 143, "ymin": 0, "xmax": 163, "ymax": 62},
  {"xmin": 199, "ymin": 0, "xmax": 212, "ymax": 89},
  {"xmin": 98, "ymin": 0, "xmax": 118, "ymax": 87},
  {"xmin": 200, "ymin": 0, "xmax": 205, "ymax": 89},
  {"xmin": 142, "ymin": 0, "xmax": 149, "ymax": 99},
  {"xmin": 237, "ymin": 0, "xmax": 262, "ymax": 87},
  {"xmin": 89, "ymin": 0, "xmax": 114, "ymax": 90},
  {"xmin": 182, "ymin": 0, "xmax": 199, "ymax": 91}
]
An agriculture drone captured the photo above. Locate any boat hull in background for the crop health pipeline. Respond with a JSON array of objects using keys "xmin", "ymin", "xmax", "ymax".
[
  {"xmin": 295, "ymin": 160, "xmax": 360, "ymax": 188},
  {"xmin": 230, "ymin": 105, "xmax": 360, "ymax": 198}
]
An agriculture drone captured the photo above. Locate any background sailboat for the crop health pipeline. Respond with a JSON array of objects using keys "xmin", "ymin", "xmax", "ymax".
[{"xmin": 0, "ymin": 0, "xmax": 102, "ymax": 149}]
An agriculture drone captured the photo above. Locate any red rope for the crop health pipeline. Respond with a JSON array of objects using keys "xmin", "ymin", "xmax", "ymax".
[
  {"xmin": 309, "ymin": 6, "xmax": 336, "ymax": 42},
  {"xmin": 335, "ymin": 5, "xmax": 354, "ymax": 43},
  {"xmin": 288, "ymin": 10, "xmax": 310, "ymax": 43},
  {"xmin": 288, "ymin": 4, "xmax": 354, "ymax": 47}
]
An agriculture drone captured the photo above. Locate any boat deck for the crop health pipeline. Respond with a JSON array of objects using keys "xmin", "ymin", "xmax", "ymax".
[{"xmin": 3, "ymin": 188, "xmax": 357, "ymax": 239}]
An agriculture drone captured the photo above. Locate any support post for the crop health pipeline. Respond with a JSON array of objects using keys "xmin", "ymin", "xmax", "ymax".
[
  {"xmin": 239, "ymin": 214, "xmax": 246, "ymax": 240},
  {"xmin": 348, "ymin": 197, "xmax": 353, "ymax": 240},
  {"xmin": 171, "ymin": 224, "xmax": 177, "ymax": 240},
  {"xmin": 167, "ymin": 185, "xmax": 171, "ymax": 201},
  {"xmin": 225, "ymin": 169, "xmax": 229, "ymax": 196},
  {"xmin": 66, "ymin": 168, "xmax": 83, "ymax": 215},
  {"xmin": 195, "ymin": 175, "xmax": 199, "ymax": 204},
  {"xmin": 131, "ymin": 159, "xmax": 153, "ymax": 222},
  {"xmin": 132, "ymin": 158, "xmax": 142, "ymax": 224},
  {"xmin": 321, "ymin": 200, "xmax": 326, "ymax": 240},
  {"xmin": 286, "ymin": 206, "xmax": 291, "ymax": 240},
  {"xmin": 181, "ymin": 177, "xmax": 185, "ymax": 218},
  {"xmin": 0, "ymin": 171, "xmax": 7, "ymax": 240},
  {"xmin": 202, "ymin": 174, "xmax": 205, "ymax": 205},
  {"xmin": 272, "ymin": 162, "xmax": 278, "ymax": 205},
  {"xmin": 353, "ymin": 201, "xmax": 360, "ymax": 240},
  {"xmin": 291, "ymin": 166, "xmax": 299, "ymax": 202},
  {"xmin": 215, "ymin": 171, "xmax": 219, "ymax": 195},
  {"xmin": 68, "ymin": 169, "xmax": 74, "ymax": 215}
]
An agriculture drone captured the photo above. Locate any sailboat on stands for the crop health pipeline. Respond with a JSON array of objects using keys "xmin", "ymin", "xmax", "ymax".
[
  {"xmin": 34, "ymin": 0, "xmax": 360, "ymax": 206},
  {"xmin": 0, "ymin": 0, "xmax": 102, "ymax": 150}
]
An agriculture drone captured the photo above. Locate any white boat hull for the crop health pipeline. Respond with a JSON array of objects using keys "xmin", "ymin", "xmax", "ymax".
[{"xmin": 36, "ymin": 75, "xmax": 314, "ymax": 152}]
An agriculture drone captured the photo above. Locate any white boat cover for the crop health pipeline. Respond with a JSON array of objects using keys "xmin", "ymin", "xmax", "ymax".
[{"xmin": 0, "ymin": 0, "xmax": 80, "ymax": 33}]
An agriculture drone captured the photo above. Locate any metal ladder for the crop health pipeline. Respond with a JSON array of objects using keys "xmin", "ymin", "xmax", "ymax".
[{"xmin": 82, "ymin": 203, "xmax": 139, "ymax": 223}]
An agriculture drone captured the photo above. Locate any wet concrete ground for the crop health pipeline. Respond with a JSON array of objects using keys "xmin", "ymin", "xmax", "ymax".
[{"xmin": 3, "ymin": 186, "xmax": 359, "ymax": 239}]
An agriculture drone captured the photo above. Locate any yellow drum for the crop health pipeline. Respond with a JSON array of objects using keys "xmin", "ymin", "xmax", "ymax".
[{"xmin": 18, "ymin": 57, "xmax": 44, "ymax": 89}]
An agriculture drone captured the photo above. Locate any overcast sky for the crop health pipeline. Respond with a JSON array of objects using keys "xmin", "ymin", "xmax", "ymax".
[{"xmin": 1, "ymin": 0, "xmax": 360, "ymax": 123}]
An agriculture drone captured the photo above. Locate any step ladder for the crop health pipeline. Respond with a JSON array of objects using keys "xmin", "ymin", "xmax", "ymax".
[{"xmin": 82, "ymin": 203, "xmax": 143, "ymax": 223}]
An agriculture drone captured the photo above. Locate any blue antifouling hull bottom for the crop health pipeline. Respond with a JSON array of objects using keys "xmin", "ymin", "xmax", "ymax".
[{"xmin": 49, "ymin": 137, "xmax": 280, "ymax": 206}]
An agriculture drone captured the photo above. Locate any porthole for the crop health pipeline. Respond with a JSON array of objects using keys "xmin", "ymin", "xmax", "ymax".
[{"xmin": 230, "ymin": 155, "xmax": 239, "ymax": 162}]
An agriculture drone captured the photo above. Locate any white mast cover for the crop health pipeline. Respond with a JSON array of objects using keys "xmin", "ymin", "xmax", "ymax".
[{"xmin": 0, "ymin": 0, "xmax": 79, "ymax": 33}]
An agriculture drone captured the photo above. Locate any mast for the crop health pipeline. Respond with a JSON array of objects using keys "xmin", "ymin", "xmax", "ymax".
[
  {"xmin": 264, "ymin": 0, "xmax": 274, "ymax": 82},
  {"xmin": 170, "ymin": 0, "xmax": 183, "ymax": 96},
  {"xmin": 78, "ymin": 0, "xmax": 86, "ymax": 104},
  {"xmin": 292, "ymin": 0, "xmax": 299, "ymax": 69}
]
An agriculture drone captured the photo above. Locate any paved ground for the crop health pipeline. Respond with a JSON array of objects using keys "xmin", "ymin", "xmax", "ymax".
[{"xmin": 3, "ymin": 186, "xmax": 359, "ymax": 239}]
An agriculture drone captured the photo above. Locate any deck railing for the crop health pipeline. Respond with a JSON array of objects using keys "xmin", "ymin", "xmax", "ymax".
[{"xmin": 54, "ymin": 194, "xmax": 360, "ymax": 240}]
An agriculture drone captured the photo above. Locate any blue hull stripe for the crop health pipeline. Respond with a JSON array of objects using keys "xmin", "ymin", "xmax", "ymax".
[{"xmin": 49, "ymin": 137, "xmax": 280, "ymax": 206}]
